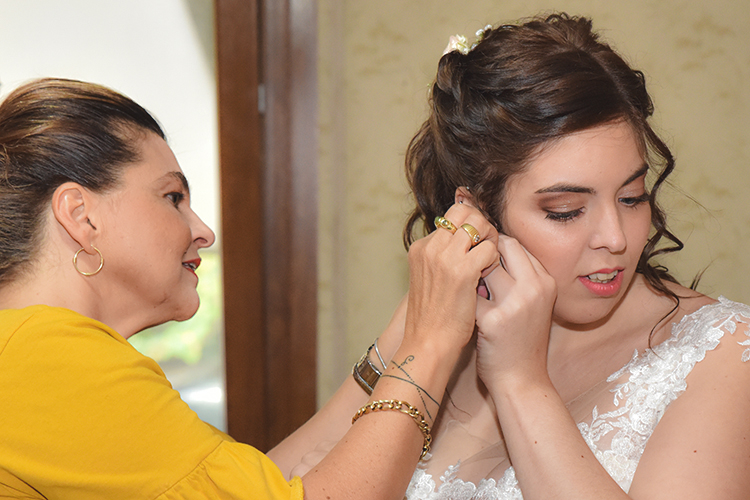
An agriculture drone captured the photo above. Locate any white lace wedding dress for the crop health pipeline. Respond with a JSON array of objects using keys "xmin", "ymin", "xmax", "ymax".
[{"xmin": 405, "ymin": 296, "xmax": 750, "ymax": 500}]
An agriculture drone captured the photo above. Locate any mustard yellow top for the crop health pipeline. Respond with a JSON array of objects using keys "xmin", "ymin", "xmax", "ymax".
[{"xmin": 0, "ymin": 305, "xmax": 304, "ymax": 500}]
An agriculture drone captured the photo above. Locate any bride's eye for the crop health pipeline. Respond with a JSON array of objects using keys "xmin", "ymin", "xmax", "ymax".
[
  {"xmin": 545, "ymin": 208, "xmax": 583, "ymax": 222},
  {"xmin": 620, "ymin": 193, "xmax": 649, "ymax": 207}
]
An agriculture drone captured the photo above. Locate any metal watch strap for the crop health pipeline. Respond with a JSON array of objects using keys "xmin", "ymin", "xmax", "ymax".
[{"xmin": 352, "ymin": 343, "xmax": 382, "ymax": 395}]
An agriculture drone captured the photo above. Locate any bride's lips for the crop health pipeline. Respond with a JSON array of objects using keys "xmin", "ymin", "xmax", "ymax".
[{"xmin": 578, "ymin": 268, "xmax": 623, "ymax": 297}]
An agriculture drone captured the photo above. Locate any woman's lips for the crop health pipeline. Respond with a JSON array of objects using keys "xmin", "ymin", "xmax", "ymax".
[
  {"xmin": 182, "ymin": 258, "xmax": 201, "ymax": 275},
  {"xmin": 578, "ymin": 268, "xmax": 623, "ymax": 297}
]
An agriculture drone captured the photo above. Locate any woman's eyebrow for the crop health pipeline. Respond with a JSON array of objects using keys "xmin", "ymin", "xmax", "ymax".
[
  {"xmin": 166, "ymin": 171, "xmax": 191, "ymax": 195},
  {"xmin": 535, "ymin": 163, "xmax": 649, "ymax": 195}
]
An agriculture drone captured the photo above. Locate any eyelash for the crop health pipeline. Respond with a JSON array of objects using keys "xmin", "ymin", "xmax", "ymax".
[
  {"xmin": 544, "ymin": 193, "xmax": 650, "ymax": 223},
  {"xmin": 166, "ymin": 192, "xmax": 185, "ymax": 207},
  {"xmin": 545, "ymin": 209, "xmax": 582, "ymax": 222},
  {"xmin": 620, "ymin": 193, "xmax": 650, "ymax": 207}
]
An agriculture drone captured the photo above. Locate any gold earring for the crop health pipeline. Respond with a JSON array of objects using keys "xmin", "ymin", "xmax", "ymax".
[{"xmin": 73, "ymin": 246, "xmax": 104, "ymax": 276}]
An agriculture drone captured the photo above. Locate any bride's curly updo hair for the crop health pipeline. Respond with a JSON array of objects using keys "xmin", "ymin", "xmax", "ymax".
[
  {"xmin": 405, "ymin": 13, "xmax": 682, "ymax": 298},
  {"xmin": 0, "ymin": 78, "xmax": 164, "ymax": 285}
]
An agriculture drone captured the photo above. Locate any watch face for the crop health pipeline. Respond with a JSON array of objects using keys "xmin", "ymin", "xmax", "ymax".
[{"xmin": 353, "ymin": 348, "xmax": 383, "ymax": 395}]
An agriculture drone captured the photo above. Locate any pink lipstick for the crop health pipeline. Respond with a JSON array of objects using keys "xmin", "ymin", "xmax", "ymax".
[{"xmin": 578, "ymin": 268, "xmax": 623, "ymax": 297}]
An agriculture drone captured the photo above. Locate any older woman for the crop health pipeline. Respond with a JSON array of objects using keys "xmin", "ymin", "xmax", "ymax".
[{"xmin": 0, "ymin": 78, "xmax": 499, "ymax": 500}]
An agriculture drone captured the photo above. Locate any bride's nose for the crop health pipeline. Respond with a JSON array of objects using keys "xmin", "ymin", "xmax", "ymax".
[{"xmin": 589, "ymin": 205, "xmax": 626, "ymax": 253}]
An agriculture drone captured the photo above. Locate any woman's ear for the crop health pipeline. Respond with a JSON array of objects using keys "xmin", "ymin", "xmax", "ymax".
[
  {"xmin": 455, "ymin": 186, "xmax": 476, "ymax": 207},
  {"xmin": 51, "ymin": 182, "xmax": 98, "ymax": 249}
]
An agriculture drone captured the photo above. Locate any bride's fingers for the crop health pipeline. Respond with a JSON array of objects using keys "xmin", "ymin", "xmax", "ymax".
[
  {"xmin": 475, "ymin": 289, "xmax": 498, "ymax": 318},
  {"xmin": 479, "ymin": 260, "xmax": 514, "ymax": 300},
  {"xmin": 520, "ymin": 244, "xmax": 550, "ymax": 277},
  {"xmin": 496, "ymin": 234, "xmax": 545, "ymax": 281}
]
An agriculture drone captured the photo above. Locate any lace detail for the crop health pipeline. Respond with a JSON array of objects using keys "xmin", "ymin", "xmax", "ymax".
[
  {"xmin": 407, "ymin": 466, "xmax": 520, "ymax": 500},
  {"xmin": 405, "ymin": 297, "xmax": 750, "ymax": 500},
  {"xmin": 579, "ymin": 297, "xmax": 750, "ymax": 492}
]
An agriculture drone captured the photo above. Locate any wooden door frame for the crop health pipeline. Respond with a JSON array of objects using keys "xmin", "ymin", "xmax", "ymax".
[{"xmin": 215, "ymin": 0, "xmax": 317, "ymax": 451}]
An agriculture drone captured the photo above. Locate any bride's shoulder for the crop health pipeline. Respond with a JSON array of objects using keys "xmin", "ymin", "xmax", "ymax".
[
  {"xmin": 668, "ymin": 280, "xmax": 750, "ymax": 326},
  {"xmin": 665, "ymin": 286, "xmax": 750, "ymax": 367},
  {"xmin": 630, "ymin": 291, "xmax": 750, "ymax": 499},
  {"xmin": 634, "ymin": 280, "xmax": 747, "ymax": 349},
  {"xmin": 621, "ymin": 279, "xmax": 713, "ymax": 335},
  {"xmin": 668, "ymin": 281, "xmax": 716, "ymax": 313}
]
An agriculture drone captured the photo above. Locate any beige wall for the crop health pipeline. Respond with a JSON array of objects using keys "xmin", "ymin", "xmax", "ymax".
[{"xmin": 317, "ymin": 0, "xmax": 750, "ymax": 403}]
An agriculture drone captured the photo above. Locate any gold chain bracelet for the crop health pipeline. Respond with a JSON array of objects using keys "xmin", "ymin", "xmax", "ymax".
[{"xmin": 352, "ymin": 399, "xmax": 432, "ymax": 460}]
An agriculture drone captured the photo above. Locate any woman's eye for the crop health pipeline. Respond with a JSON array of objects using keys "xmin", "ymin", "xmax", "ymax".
[
  {"xmin": 166, "ymin": 192, "xmax": 185, "ymax": 206},
  {"xmin": 545, "ymin": 208, "xmax": 582, "ymax": 222},
  {"xmin": 620, "ymin": 193, "xmax": 649, "ymax": 207}
]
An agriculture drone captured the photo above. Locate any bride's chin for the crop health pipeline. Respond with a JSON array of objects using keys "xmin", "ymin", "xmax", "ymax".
[{"xmin": 552, "ymin": 300, "xmax": 620, "ymax": 330}]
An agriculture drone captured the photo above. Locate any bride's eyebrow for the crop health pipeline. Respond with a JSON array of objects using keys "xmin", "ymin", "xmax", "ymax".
[
  {"xmin": 621, "ymin": 164, "xmax": 649, "ymax": 188},
  {"xmin": 535, "ymin": 183, "xmax": 593, "ymax": 195},
  {"xmin": 535, "ymin": 164, "xmax": 649, "ymax": 195}
]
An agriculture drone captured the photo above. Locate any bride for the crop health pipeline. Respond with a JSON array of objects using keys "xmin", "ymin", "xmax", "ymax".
[{"xmin": 273, "ymin": 13, "xmax": 750, "ymax": 499}]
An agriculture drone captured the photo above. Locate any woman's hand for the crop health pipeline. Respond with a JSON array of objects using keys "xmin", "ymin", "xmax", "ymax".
[
  {"xmin": 300, "ymin": 205, "xmax": 500, "ymax": 500},
  {"xmin": 474, "ymin": 234, "xmax": 557, "ymax": 393},
  {"xmin": 403, "ymin": 203, "xmax": 500, "ymax": 359}
]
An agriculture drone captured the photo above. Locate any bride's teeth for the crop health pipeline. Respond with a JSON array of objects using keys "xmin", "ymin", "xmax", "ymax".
[{"xmin": 587, "ymin": 271, "xmax": 618, "ymax": 283}]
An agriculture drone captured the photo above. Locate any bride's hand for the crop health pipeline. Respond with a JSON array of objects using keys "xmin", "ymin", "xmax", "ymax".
[
  {"xmin": 403, "ymin": 204, "xmax": 500, "ymax": 356},
  {"xmin": 474, "ymin": 234, "xmax": 557, "ymax": 392}
]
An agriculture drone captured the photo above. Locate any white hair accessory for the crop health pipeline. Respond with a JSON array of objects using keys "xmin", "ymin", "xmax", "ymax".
[{"xmin": 442, "ymin": 24, "xmax": 492, "ymax": 56}]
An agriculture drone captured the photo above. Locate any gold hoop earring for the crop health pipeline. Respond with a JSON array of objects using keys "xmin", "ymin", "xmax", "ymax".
[{"xmin": 73, "ymin": 246, "xmax": 104, "ymax": 276}]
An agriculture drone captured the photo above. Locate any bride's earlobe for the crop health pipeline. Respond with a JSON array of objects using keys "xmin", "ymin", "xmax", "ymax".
[{"xmin": 455, "ymin": 186, "xmax": 475, "ymax": 207}]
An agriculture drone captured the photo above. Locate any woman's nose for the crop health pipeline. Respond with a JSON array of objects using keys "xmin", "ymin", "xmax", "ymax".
[
  {"xmin": 590, "ymin": 206, "xmax": 626, "ymax": 253},
  {"xmin": 191, "ymin": 211, "xmax": 216, "ymax": 249}
]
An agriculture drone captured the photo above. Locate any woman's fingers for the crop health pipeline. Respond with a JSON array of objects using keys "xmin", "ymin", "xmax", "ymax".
[
  {"xmin": 429, "ymin": 204, "xmax": 501, "ymax": 276},
  {"xmin": 449, "ymin": 206, "xmax": 499, "ymax": 243},
  {"xmin": 404, "ymin": 204, "xmax": 501, "ymax": 345},
  {"xmin": 467, "ymin": 240, "xmax": 502, "ymax": 277},
  {"xmin": 409, "ymin": 232, "xmax": 499, "ymax": 296}
]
